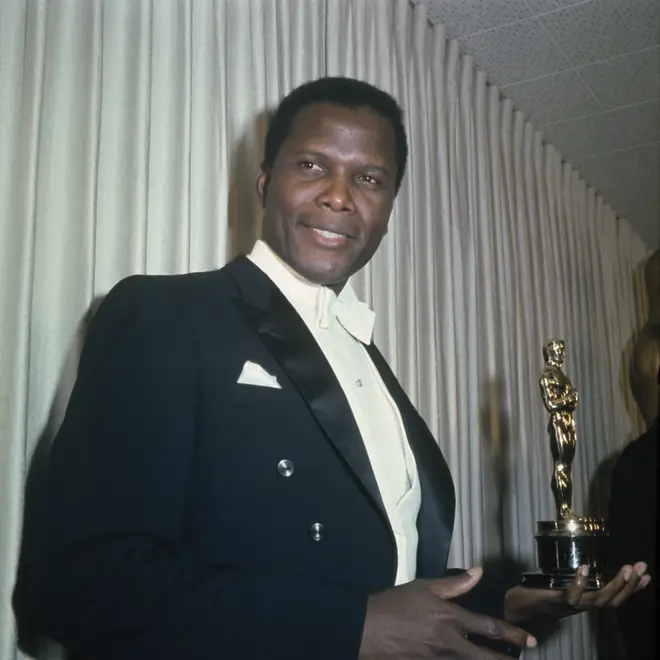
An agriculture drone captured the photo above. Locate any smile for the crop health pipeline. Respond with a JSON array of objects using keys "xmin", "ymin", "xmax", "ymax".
[
  {"xmin": 304, "ymin": 226, "xmax": 353, "ymax": 247},
  {"xmin": 311, "ymin": 228, "xmax": 348, "ymax": 239}
]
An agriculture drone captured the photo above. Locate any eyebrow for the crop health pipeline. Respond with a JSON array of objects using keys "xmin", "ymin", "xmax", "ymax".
[{"xmin": 294, "ymin": 150, "xmax": 393, "ymax": 179}]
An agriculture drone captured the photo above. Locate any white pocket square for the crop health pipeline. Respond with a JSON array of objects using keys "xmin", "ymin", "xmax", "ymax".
[{"xmin": 237, "ymin": 360, "xmax": 281, "ymax": 389}]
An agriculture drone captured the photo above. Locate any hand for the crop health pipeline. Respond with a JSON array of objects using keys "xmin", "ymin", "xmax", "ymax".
[
  {"xmin": 359, "ymin": 566, "xmax": 537, "ymax": 659},
  {"xmin": 505, "ymin": 562, "xmax": 651, "ymax": 624}
]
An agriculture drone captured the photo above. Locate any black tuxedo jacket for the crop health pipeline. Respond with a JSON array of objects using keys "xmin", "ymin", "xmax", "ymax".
[{"xmin": 18, "ymin": 258, "xmax": 513, "ymax": 659}]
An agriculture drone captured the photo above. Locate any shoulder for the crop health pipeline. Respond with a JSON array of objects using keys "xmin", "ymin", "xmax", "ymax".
[
  {"xmin": 106, "ymin": 268, "xmax": 236, "ymax": 304},
  {"xmin": 95, "ymin": 268, "xmax": 240, "ymax": 322},
  {"xmin": 80, "ymin": 269, "xmax": 240, "ymax": 361}
]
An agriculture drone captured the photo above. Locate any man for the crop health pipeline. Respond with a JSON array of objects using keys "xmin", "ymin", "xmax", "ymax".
[{"xmin": 16, "ymin": 77, "xmax": 648, "ymax": 659}]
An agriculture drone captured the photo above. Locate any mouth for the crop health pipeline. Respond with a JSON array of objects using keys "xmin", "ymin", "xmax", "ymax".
[{"xmin": 303, "ymin": 225, "xmax": 353, "ymax": 247}]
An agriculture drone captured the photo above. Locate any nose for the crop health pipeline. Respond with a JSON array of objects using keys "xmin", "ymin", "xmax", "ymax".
[{"xmin": 316, "ymin": 174, "xmax": 355, "ymax": 213}]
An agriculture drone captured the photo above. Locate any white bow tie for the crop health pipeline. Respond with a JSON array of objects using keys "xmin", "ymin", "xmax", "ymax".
[{"xmin": 316, "ymin": 288, "xmax": 375, "ymax": 344}]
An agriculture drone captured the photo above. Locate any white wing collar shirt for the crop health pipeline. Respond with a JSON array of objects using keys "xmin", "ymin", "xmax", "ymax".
[{"xmin": 248, "ymin": 239, "xmax": 421, "ymax": 585}]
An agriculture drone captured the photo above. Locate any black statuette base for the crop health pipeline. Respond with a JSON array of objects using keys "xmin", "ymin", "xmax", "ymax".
[
  {"xmin": 522, "ymin": 518, "xmax": 609, "ymax": 591},
  {"xmin": 522, "ymin": 571, "xmax": 605, "ymax": 591}
]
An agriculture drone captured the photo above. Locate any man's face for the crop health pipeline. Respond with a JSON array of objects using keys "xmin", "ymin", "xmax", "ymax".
[{"xmin": 257, "ymin": 102, "xmax": 398, "ymax": 290}]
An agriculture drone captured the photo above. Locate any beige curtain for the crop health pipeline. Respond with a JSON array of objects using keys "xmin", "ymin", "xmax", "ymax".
[{"xmin": 0, "ymin": 1, "xmax": 650, "ymax": 659}]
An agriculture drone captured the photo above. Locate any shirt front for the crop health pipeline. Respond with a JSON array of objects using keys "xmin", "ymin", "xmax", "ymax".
[{"xmin": 248, "ymin": 240, "xmax": 421, "ymax": 585}]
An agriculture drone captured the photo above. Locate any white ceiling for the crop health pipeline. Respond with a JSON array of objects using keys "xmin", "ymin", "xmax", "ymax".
[{"xmin": 415, "ymin": 0, "xmax": 660, "ymax": 248}]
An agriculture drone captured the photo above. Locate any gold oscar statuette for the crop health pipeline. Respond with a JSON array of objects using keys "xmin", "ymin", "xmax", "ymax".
[{"xmin": 522, "ymin": 340, "xmax": 609, "ymax": 590}]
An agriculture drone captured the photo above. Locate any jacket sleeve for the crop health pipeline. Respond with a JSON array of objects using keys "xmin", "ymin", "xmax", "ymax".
[{"xmin": 16, "ymin": 276, "xmax": 367, "ymax": 660}]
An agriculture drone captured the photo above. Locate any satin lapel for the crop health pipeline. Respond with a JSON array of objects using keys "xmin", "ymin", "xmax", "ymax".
[
  {"xmin": 365, "ymin": 343, "xmax": 456, "ymax": 577},
  {"xmin": 224, "ymin": 257, "xmax": 388, "ymax": 525}
]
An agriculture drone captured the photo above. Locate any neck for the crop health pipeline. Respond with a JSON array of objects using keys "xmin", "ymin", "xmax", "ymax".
[
  {"xmin": 259, "ymin": 239, "xmax": 348, "ymax": 295},
  {"xmin": 328, "ymin": 281, "xmax": 347, "ymax": 295}
]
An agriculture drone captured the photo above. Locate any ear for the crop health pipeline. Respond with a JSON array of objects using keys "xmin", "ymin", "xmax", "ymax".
[{"xmin": 256, "ymin": 163, "xmax": 270, "ymax": 209}]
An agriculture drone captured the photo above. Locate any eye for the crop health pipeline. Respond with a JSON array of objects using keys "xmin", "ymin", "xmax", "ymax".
[
  {"xmin": 358, "ymin": 174, "xmax": 381, "ymax": 187},
  {"xmin": 299, "ymin": 160, "xmax": 323, "ymax": 172}
]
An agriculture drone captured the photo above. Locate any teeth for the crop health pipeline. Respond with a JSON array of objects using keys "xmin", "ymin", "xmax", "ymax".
[{"xmin": 312, "ymin": 228, "xmax": 345, "ymax": 239}]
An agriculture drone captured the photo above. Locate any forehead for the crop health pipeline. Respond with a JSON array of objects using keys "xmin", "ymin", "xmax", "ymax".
[{"xmin": 283, "ymin": 102, "xmax": 397, "ymax": 161}]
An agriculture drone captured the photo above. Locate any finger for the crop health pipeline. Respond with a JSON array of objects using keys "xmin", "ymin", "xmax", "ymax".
[
  {"xmin": 588, "ymin": 565, "xmax": 632, "ymax": 608},
  {"xmin": 429, "ymin": 566, "xmax": 483, "ymax": 599},
  {"xmin": 633, "ymin": 561, "xmax": 651, "ymax": 593},
  {"xmin": 637, "ymin": 575, "xmax": 651, "ymax": 590},
  {"xmin": 609, "ymin": 567, "xmax": 640, "ymax": 608},
  {"xmin": 566, "ymin": 565, "xmax": 589, "ymax": 607},
  {"xmin": 459, "ymin": 609, "xmax": 537, "ymax": 650},
  {"xmin": 607, "ymin": 562, "xmax": 647, "ymax": 607}
]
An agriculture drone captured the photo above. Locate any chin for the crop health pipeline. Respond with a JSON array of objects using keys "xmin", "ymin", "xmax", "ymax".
[{"xmin": 296, "ymin": 261, "xmax": 351, "ymax": 288}]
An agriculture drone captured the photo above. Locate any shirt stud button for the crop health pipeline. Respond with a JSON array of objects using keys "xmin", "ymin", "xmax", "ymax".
[
  {"xmin": 277, "ymin": 459, "xmax": 294, "ymax": 477},
  {"xmin": 309, "ymin": 522, "xmax": 325, "ymax": 541},
  {"xmin": 356, "ymin": 379, "xmax": 363, "ymax": 387}
]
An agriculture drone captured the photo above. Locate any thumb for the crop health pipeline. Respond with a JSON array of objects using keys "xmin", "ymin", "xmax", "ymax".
[{"xmin": 429, "ymin": 566, "xmax": 483, "ymax": 600}]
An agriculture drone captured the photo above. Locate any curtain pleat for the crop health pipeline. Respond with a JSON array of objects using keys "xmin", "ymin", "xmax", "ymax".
[{"xmin": 0, "ymin": 1, "xmax": 650, "ymax": 659}]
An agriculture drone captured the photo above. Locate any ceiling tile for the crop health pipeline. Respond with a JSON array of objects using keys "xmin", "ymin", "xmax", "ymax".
[
  {"xmin": 636, "ymin": 142, "xmax": 659, "ymax": 169},
  {"xmin": 460, "ymin": 18, "xmax": 571, "ymax": 86},
  {"xmin": 501, "ymin": 70, "xmax": 600, "ymax": 125},
  {"xmin": 580, "ymin": 147, "xmax": 659, "ymax": 245},
  {"xmin": 541, "ymin": 113, "xmax": 627, "ymax": 161},
  {"xmin": 579, "ymin": 148, "xmax": 645, "ymax": 196},
  {"xmin": 578, "ymin": 47, "xmax": 660, "ymax": 110},
  {"xmin": 422, "ymin": 0, "xmax": 532, "ymax": 38},
  {"xmin": 539, "ymin": 0, "xmax": 660, "ymax": 67},
  {"xmin": 610, "ymin": 182, "xmax": 653, "ymax": 212},
  {"xmin": 584, "ymin": 149, "xmax": 657, "ymax": 236},
  {"xmin": 526, "ymin": 0, "xmax": 592, "ymax": 14},
  {"xmin": 636, "ymin": 143, "xmax": 659, "ymax": 191},
  {"xmin": 609, "ymin": 100, "xmax": 660, "ymax": 146}
]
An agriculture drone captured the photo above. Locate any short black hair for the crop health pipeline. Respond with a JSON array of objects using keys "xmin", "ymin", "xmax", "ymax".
[{"xmin": 263, "ymin": 77, "xmax": 408, "ymax": 193}]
